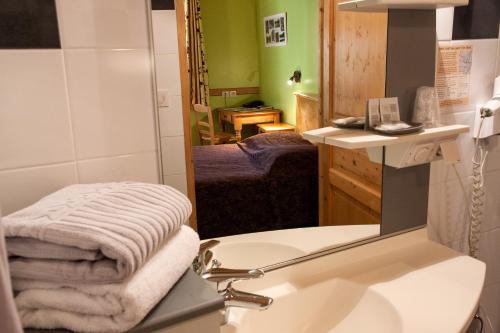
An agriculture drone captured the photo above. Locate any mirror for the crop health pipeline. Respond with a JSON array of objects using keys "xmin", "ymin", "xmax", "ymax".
[{"xmin": 150, "ymin": 0, "xmax": 434, "ymax": 269}]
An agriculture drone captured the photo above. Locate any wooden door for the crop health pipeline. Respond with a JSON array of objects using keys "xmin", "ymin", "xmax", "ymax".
[{"xmin": 321, "ymin": 1, "xmax": 388, "ymax": 226}]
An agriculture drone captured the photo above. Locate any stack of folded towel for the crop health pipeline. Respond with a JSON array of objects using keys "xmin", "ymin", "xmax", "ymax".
[{"xmin": 3, "ymin": 182, "xmax": 200, "ymax": 333}]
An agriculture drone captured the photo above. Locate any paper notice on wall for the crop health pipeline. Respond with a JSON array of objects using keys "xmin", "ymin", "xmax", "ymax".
[{"xmin": 436, "ymin": 44, "xmax": 473, "ymax": 108}]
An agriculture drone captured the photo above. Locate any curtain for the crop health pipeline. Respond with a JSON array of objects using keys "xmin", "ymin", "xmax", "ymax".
[{"xmin": 185, "ymin": 0, "xmax": 210, "ymax": 106}]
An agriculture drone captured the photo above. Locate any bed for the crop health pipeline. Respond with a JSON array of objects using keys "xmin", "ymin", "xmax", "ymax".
[{"xmin": 193, "ymin": 132, "xmax": 318, "ymax": 239}]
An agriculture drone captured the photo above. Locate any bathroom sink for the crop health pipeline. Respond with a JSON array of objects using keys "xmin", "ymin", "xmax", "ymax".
[
  {"xmin": 212, "ymin": 242, "xmax": 307, "ymax": 269},
  {"xmin": 219, "ymin": 229, "xmax": 485, "ymax": 333},
  {"xmin": 211, "ymin": 225, "xmax": 380, "ymax": 269},
  {"xmin": 223, "ymin": 279, "xmax": 401, "ymax": 333}
]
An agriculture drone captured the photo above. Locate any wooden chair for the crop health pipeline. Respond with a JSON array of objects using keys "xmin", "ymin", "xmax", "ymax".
[{"xmin": 193, "ymin": 104, "xmax": 234, "ymax": 145}]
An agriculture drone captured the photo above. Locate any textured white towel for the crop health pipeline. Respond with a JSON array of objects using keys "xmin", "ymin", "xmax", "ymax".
[
  {"xmin": 13, "ymin": 226, "xmax": 200, "ymax": 333},
  {"xmin": 0, "ymin": 216, "xmax": 23, "ymax": 333},
  {"xmin": 4, "ymin": 182, "xmax": 192, "ymax": 284}
]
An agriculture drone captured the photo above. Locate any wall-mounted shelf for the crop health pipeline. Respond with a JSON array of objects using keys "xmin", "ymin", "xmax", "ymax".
[
  {"xmin": 325, "ymin": 125, "xmax": 469, "ymax": 149},
  {"xmin": 304, "ymin": 125, "xmax": 468, "ymax": 148},
  {"xmin": 303, "ymin": 125, "xmax": 469, "ymax": 168},
  {"xmin": 302, "ymin": 126, "xmax": 353, "ymax": 144},
  {"xmin": 338, "ymin": 0, "xmax": 469, "ymax": 12}
]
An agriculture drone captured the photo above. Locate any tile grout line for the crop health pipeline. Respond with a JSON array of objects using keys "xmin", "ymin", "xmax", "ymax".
[
  {"xmin": 60, "ymin": 48, "xmax": 80, "ymax": 183},
  {"xmin": 55, "ymin": 0, "xmax": 80, "ymax": 183}
]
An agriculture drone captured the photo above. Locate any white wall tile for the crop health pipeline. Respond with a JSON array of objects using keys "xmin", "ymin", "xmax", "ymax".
[
  {"xmin": 64, "ymin": 49, "xmax": 157, "ymax": 159},
  {"xmin": 479, "ymin": 170, "xmax": 500, "ymax": 233},
  {"xmin": 77, "ymin": 152, "xmax": 159, "ymax": 184},
  {"xmin": 161, "ymin": 136, "xmax": 186, "ymax": 175},
  {"xmin": 436, "ymin": 8, "xmax": 454, "ymax": 41},
  {"xmin": 56, "ymin": 0, "xmax": 149, "ymax": 49},
  {"xmin": 0, "ymin": 163, "xmax": 78, "ymax": 215},
  {"xmin": 479, "ymin": 282, "xmax": 500, "ymax": 333},
  {"xmin": 0, "ymin": 1, "xmax": 162, "ymax": 220},
  {"xmin": 150, "ymin": 7, "xmax": 186, "ymax": 189},
  {"xmin": 479, "ymin": 227, "xmax": 500, "ymax": 287},
  {"xmin": 152, "ymin": 10, "xmax": 179, "ymax": 54},
  {"xmin": 155, "ymin": 53, "xmax": 181, "ymax": 95},
  {"xmin": 483, "ymin": 135, "xmax": 500, "ymax": 173},
  {"xmin": 163, "ymin": 173, "xmax": 188, "ymax": 196},
  {"xmin": 158, "ymin": 95, "xmax": 184, "ymax": 137},
  {"xmin": 0, "ymin": 50, "xmax": 75, "ymax": 171},
  {"xmin": 427, "ymin": 177, "xmax": 471, "ymax": 249}
]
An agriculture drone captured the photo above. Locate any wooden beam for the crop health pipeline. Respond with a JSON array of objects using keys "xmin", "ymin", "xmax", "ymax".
[{"xmin": 209, "ymin": 87, "xmax": 260, "ymax": 96}]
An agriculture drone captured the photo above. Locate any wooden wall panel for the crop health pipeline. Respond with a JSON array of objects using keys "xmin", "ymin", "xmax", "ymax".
[
  {"xmin": 331, "ymin": 147, "xmax": 382, "ymax": 187},
  {"xmin": 330, "ymin": 189, "xmax": 380, "ymax": 226},
  {"xmin": 333, "ymin": 3, "xmax": 387, "ymax": 118},
  {"xmin": 321, "ymin": 0, "xmax": 387, "ymax": 227},
  {"xmin": 295, "ymin": 92, "xmax": 321, "ymax": 134},
  {"xmin": 329, "ymin": 168, "xmax": 381, "ymax": 214}
]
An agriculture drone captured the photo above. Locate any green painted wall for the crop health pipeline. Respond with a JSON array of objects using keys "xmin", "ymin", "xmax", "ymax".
[
  {"xmin": 256, "ymin": 0, "xmax": 320, "ymax": 125},
  {"xmin": 194, "ymin": 0, "xmax": 261, "ymax": 145},
  {"xmin": 200, "ymin": 0, "xmax": 260, "ymax": 108}
]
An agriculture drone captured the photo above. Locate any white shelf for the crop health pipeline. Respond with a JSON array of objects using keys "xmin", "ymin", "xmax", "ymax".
[
  {"xmin": 338, "ymin": 0, "xmax": 468, "ymax": 12},
  {"xmin": 302, "ymin": 127, "xmax": 355, "ymax": 144},
  {"xmin": 303, "ymin": 125, "xmax": 469, "ymax": 149}
]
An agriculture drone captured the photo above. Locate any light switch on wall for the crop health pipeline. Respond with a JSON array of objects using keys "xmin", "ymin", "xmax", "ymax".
[{"xmin": 157, "ymin": 89, "xmax": 170, "ymax": 107}]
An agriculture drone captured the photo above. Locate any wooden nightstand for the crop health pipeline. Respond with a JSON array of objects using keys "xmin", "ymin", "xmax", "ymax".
[{"xmin": 217, "ymin": 108, "xmax": 282, "ymax": 142}]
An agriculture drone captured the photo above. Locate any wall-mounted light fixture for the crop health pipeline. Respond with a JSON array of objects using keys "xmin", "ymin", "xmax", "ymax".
[{"xmin": 287, "ymin": 70, "xmax": 302, "ymax": 86}]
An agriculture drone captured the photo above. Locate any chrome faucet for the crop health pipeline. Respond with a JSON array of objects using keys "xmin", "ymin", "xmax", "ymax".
[
  {"xmin": 194, "ymin": 240, "xmax": 273, "ymax": 311},
  {"xmin": 193, "ymin": 239, "xmax": 220, "ymax": 275},
  {"xmin": 203, "ymin": 268, "xmax": 273, "ymax": 310},
  {"xmin": 221, "ymin": 282, "xmax": 273, "ymax": 310}
]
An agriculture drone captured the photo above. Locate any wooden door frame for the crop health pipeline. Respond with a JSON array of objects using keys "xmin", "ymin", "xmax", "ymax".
[
  {"xmin": 319, "ymin": 0, "xmax": 334, "ymax": 226},
  {"xmin": 175, "ymin": 0, "xmax": 197, "ymax": 230},
  {"xmin": 174, "ymin": 0, "xmax": 331, "ymax": 230}
]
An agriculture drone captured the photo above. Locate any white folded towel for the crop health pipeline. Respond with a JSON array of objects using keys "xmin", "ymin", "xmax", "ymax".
[
  {"xmin": 13, "ymin": 226, "xmax": 200, "ymax": 333},
  {"xmin": 5, "ymin": 182, "xmax": 192, "ymax": 284}
]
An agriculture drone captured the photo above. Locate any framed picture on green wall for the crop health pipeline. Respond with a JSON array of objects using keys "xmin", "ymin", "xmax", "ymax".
[{"xmin": 264, "ymin": 13, "xmax": 287, "ymax": 48}]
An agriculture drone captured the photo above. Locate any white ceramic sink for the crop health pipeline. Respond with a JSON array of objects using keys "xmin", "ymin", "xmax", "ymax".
[
  {"xmin": 212, "ymin": 242, "xmax": 307, "ymax": 269},
  {"xmin": 211, "ymin": 225, "xmax": 380, "ymax": 269},
  {"xmin": 223, "ymin": 279, "xmax": 401, "ymax": 333},
  {"xmin": 218, "ymin": 229, "xmax": 485, "ymax": 333}
]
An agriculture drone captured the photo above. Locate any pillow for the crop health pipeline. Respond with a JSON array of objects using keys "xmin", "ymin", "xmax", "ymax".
[
  {"xmin": 238, "ymin": 132, "xmax": 317, "ymax": 176},
  {"xmin": 238, "ymin": 132, "xmax": 311, "ymax": 150}
]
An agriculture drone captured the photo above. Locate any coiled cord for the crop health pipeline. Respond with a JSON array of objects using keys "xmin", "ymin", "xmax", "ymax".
[{"xmin": 469, "ymin": 117, "xmax": 488, "ymax": 258}]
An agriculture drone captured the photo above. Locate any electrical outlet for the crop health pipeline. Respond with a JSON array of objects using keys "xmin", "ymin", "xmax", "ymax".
[
  {"xmin": 230, "ymin": 91, "xmax": 237, "ymax": 97},
  {"xmin": 222, "ymin": 91, "xmax": 230, "ymax": 98}
]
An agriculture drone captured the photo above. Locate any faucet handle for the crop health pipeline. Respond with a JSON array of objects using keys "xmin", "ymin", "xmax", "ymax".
[
  {"xmin": 193, "ymin": 239, "xmax": 220, "ymax": 275},
  {"xmin": 202, "ymin": 268, "xmax": 273, "ymax": 311},
  {"xmin": 202, "ymin": 268, "xmax": 264, "ymax": 284},
  {"xmin": 199, "ymin": 239, "xmax": 220, "ymax": 254},
  {"xmin": 222, "ymin": 283, "xmax": 273, "ymax": 310}
]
